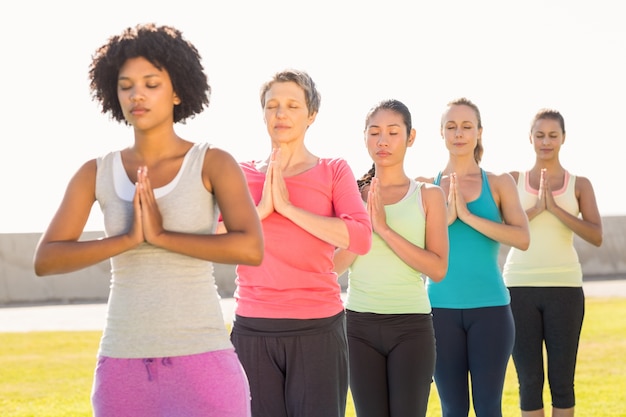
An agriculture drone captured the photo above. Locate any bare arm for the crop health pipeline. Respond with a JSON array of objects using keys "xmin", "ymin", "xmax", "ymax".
[
  {"xmin": 142, "ymin": 148, "xmax": 264, "ymax": 265},
  {"xmin": 333, "ymin": 248, "xmax": 358, "ymax": 276},
  {"xmin": 416, "ymin": 175, "xmax": 457, "ymax": 225},
  {"xmin": 420, "ymin": 185, "xmax": 449, "ymax": 280},
  {"xmin": 457, "ymin": 172, "xmax": 530, "ymax": 250},
  {"xmin": 414, "ymin": 176, "xmax": 435, "ymax": 184},
  {"xmin": 547, "ymin": 176, "xmax": 603, "ymax": 246},
  {"xmin": 375, "ymin": 183, "xmax": 449, "ymax": 281},
  {"xmin": 33, "ymin": 160, "xmax": 142, "ymax": 276}
]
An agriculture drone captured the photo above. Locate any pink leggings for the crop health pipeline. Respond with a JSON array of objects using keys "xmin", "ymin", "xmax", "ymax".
[{"xmin": 91, "ymin": 348, "xmax": 251, "ymax": 417}]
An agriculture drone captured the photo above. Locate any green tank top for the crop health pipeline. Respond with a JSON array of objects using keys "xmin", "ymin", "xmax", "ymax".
[{"xmin": 346, "ymin": 180, "xmax": 431, "ymax": 314}]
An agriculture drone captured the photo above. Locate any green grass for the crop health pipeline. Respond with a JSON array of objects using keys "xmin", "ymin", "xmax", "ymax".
[{"xmin": 1, "ymin": 298, "xmax": 625, "ymax": 416}]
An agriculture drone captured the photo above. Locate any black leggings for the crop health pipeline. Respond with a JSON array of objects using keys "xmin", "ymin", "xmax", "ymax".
[
  {"xmin": 346, "ymin": 310, "xmax": 436, "ymax": 417},
  {"xmin": 431, "ymin": 305, "xmax": 515, "ymax": 417},
  {"xmin": 509, "ymin": 287, "xmax": 584, "ymax": 411}
]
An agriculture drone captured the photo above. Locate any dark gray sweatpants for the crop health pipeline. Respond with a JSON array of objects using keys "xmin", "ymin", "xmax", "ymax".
[{"xmin": 231, "ymin": 312, "xmax": 348, "ymax": 417}]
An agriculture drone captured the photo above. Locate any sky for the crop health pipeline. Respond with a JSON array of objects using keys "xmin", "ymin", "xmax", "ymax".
[{"xmin": 1, "ymin": 0, "xmax": 624, "ymax": 234}]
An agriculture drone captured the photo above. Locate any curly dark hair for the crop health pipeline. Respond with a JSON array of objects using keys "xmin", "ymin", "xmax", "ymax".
[{"xmin": 89, "ymin": 23, "xmax": 210, "ymax": 124}]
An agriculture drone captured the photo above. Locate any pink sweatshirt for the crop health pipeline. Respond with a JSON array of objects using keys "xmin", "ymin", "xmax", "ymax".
[{"xmin": 235, "ymin": 158, "xmax": 372, "ymax": 319}]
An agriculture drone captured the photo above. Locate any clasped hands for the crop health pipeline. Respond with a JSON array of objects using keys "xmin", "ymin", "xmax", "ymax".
[
  {"xmin": 534, "ymin": 168, "xmax": 557, "ymax": 213},
  {"xmin": 129, "ymin": 165, "xmax": 164, "ymax": 245},
  {"xmin": 257, "ymin": 148, "xmax": 292, "ymax": 220},
  {"xmin": 446, "ymin": 173, "xmax": 472, "ymax": 225},
  {"xmin": 366, "ymin": 177, "xmax": 389, "ymax": 234}
]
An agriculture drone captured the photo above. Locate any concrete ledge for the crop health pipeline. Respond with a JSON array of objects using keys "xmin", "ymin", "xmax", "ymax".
[
  {"xmin": 0, "ymin": 232, "xmax": 110, "ymax": 305},
  {"xmin": 1, "ymin": 215, "xmax": 623, "ymax": 305}
]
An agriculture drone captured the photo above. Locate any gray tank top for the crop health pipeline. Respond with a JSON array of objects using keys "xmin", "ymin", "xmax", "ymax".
[{"xmin": 95, "ymin": 142, "xmax": 232, "ymax": 358}]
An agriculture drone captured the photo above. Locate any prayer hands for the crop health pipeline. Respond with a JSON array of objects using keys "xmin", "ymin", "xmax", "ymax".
[
  {"xmin": 131, "ymin": 166, "xmax": 164, "ymax": 244},
  {"xmin": 367, "ymin": 177, "xmax": 388, "ymax": 234},
  {"xmin": 258, "ymin": 148, "xmax": 291, "ymax": 219},
  {"xmin": 446, "ymin": 173, "xmax": 471, "ymax": 224},
  {"xmin": 535, "ymin": 168, "xmax": 558, "ymax": 214}
]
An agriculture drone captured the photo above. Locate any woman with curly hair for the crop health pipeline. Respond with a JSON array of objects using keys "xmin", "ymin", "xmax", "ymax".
[{"xmin": 34, "ymin": 23, "xmax": 263, "ymax": 417}]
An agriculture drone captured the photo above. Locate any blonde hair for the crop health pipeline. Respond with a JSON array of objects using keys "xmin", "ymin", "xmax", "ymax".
[{"xmin": 442, "ymin": 97, "xmax": 483, "ymax": 164}]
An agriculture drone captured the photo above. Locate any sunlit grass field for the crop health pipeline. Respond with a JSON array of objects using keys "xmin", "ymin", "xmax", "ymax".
[{"xmin": 1, "ymin": 297, "xmax": 624, "ymax": 416}]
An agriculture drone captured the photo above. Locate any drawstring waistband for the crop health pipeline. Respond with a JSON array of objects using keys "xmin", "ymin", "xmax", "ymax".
[
  {"xmin": 142, "ymin": 358, "xmax": 154, "ymax": 381},
  {"xmin": 142, "ymin": 357, "xmax": 173, "ymax": 381}
]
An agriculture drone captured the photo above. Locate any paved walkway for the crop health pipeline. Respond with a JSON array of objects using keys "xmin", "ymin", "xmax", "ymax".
[{"xmin": 1, "ymin": 279, "xmax": 625, "ymax": 333}]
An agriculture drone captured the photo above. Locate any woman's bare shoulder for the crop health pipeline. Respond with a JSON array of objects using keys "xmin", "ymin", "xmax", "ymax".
[
  {"xmin": 485, "ymin": 170, "xmax": 516, "ymax": 184},
  {"xmin": 415, "ymin": 175, "xmax": 435, "ymax": 184}
]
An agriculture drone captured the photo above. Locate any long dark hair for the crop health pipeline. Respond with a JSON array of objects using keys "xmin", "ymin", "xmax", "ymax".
[{"xmin": 357, "ymin": 99, "xmax": 412, "ymax": 190}]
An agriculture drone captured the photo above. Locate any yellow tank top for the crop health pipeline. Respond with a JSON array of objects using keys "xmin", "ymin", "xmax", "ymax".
[{"xmin": 503, "ymin": 171, "xmax": 582, "ymax": 287}]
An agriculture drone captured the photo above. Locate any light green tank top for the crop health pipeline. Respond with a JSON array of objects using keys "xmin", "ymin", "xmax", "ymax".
[{"xmin": 346, "ymin": 180, "xmax": 431, "ymax": 314}]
